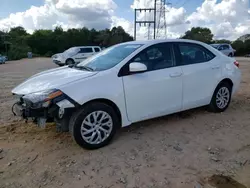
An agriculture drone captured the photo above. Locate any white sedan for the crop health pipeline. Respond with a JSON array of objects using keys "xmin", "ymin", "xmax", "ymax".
[{"xmin": 12, "ymin": 39, "xmax": 241, "ymax": 149}]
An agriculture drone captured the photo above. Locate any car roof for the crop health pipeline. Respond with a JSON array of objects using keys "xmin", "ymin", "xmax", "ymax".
[{"xmin": 121, "ymin": 39, "xmax": 223, "ymax": 57}]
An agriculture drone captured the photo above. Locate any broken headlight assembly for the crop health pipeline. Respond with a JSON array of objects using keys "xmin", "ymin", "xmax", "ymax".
[{"xmin": 22, "ymin": 89, "xmax": 64, "ymax": 109}]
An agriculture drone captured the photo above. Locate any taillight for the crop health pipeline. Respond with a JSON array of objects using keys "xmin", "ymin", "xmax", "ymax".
[{"xmin": 234, "ymin": 61, "xmax": 239, "ymax": 68}]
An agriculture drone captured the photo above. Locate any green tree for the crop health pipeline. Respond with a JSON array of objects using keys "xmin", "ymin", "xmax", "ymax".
[
  {"xmin": 1, "ymin": 26, "xmax": 133, "ymax": 60},
  {"xmin": 231, "ymin": 40, "xmax": 245, "ymax": 56},
  {"xmin": 181, "ymin": 27, "xmax": 213, "ymax": 44},
  {"xmin": 212, "ymin": 39, "xmax": 231, "ymax": 44}
]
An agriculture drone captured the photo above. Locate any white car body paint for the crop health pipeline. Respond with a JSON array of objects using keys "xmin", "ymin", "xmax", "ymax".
[
  {"xmin": 12, "ymin": 39, "xmax": 241, "ymax": 128},
  {"xmin": 12, "ymin": 66, "xmax": 98, "ymax": 95}
]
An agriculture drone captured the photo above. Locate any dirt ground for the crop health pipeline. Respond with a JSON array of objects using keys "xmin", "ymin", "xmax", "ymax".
[{"xmin": 0, "ymin": 57, "xmax": 250, "ymax": 188}]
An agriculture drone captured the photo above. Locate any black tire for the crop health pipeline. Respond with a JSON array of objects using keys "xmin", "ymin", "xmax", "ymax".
[
  {"xmin": 66, "ymin": 59, "xmax": 75, "ymax": 65},
  {"xmin": 69, "ymin": 102, "xmax": 120, "ymax": 149},
  {"xmin": 208, "ymin": 82, "xmax": 232, "ymax": 113},
  {"xmin": 55, "ymin": 117, "xmax": 70, "ymax": 132}
]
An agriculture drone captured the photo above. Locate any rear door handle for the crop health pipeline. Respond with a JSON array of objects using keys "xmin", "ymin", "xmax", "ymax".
[
  {"xmin": 211, "ymin": 65, "xmax": 220, "ymax": 69},
  {"xmin": 169, "ymin": 72, "xmax": 182, "ymax": 78}
]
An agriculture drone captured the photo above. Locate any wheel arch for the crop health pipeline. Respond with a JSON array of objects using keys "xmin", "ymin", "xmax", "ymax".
[
  {"xmin": 66, "ymin": 58, "xmax": 75, "ymax": 64},
  {"xmin": 209, "ymin": 78, "xmax": 234, "ymax": 102},
  {"xmin": 218, "ymin": 78, "xmax": 233, "ymax": 89},
  {"xmin": 82, "ymin": 98, "xmax": 122, "ymax": 127}
]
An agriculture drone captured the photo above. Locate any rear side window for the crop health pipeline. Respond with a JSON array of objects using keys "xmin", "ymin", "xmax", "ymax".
[
  {"xmin": 177, "ymin": 43, "xmax": 215, "ymax": 65},
  {"xmin": 80, "ymin": 48, "xmax": 93, "ymax": 53},
  {"xmin": 94, "ymin": 47, "xmax": 100, "ymax": 52}
]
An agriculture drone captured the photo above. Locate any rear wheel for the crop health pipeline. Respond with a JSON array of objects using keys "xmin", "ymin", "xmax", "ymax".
[
  {"xmin": 208, "ymin": 82, "xmax": 232, "ymax": 113},
  {"xmin": 69, "ymin": 102, "xmax": 120, "ymax": 149}
]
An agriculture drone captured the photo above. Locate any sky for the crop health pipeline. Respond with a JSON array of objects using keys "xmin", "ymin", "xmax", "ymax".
[{"xmin": 0, "ymin": 0, "xmax": 249, "ymax": 40}]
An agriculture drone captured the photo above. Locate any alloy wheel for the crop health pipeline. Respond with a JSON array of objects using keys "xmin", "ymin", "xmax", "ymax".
[{"xmin": 80, "ymin": 111, "xmax": 113, "ymax": 145}]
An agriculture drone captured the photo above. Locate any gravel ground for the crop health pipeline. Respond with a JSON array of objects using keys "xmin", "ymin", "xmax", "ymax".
[{"xmin": 0, "ymin": 57, "xmax": 250, "ymax": 188}]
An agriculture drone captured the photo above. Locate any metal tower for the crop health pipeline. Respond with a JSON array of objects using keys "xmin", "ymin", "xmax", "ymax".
[
  {"xmin": 134, "ymin": 0, "xmax": 171, "ymax": 40},
  {"xmin": 134, "ymin": 6, "xmax": 156, "ymax": 40},
  {"xmin": 156, "ymin": 0, "xmax": 171, "ymax": 39}
]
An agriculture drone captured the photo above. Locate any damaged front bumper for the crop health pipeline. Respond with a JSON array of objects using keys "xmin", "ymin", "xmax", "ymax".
[{"xmin": 12, "ymin": 92, "xmax": 78, "ymax": 129}]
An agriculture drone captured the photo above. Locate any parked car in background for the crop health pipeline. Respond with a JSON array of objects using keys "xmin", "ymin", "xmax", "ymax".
[
  {"xmin": 52, "ymin": 46, "xmax": 102, "ymax": 66},
  {"xmin": 210, "ymin": 43, "xmax": 236, "ymax": 57},
  {"xmin": 3, "ymin": 55, "xmax": 8, "ymax": 61},
  {"xmin": 0, "ymin": 55, "xmax": 6, "ymax": 64},
  {"xmin": 12, "ymin": 39, "xmax": 241, "ymax": 149}
]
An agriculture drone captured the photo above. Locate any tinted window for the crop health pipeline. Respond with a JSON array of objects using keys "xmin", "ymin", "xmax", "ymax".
[
  {"xmin": 131, "ymin": 43, "xmax": 174, "ymax": 71},
  {"xmin": 222, "ymin": 45, "xmax": 229, "ymax": 50},
  {"xmin": 94, "ymin": 47, "xmax": 100, "ymax": 52},
  {"xmin": 178, "ymin": 43, "xmax": 215, "ymax": 65},
  {"xmin": 80, "ymin": 48, "xmax": 93, "ymax": 53}
]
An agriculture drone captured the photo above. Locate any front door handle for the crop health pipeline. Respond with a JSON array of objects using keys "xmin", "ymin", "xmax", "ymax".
[{"xmin": 170, "ymin": 72, "xmax": 182, "ymax": 78}]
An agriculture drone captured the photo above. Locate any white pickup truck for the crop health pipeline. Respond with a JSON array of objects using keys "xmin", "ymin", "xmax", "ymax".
[{"xmin": 52, "ymin": 46, "xmax": 101, "ymax": 66}]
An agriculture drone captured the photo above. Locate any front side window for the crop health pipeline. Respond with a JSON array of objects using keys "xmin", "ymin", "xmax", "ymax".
[
  {"xmin": 76, "ymin": 44, "xmax": 143, "ymax": 71},
  {"xmin": 131, "ymin": 43, "xmax": 174, "ymax": 71},
  {"xmin": 64, "ymin": 47, "xmax": 79, "ymax": 56},
  {"xmin": 211, "ymin": 44, "xmax": 220, "ymax": 49},
  {"xmin": 178, "ymin": 43, "xmax": 215, "ymax": 65}
]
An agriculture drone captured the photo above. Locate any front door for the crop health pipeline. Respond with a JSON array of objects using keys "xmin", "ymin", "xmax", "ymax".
[{"xmin": 122, "ymin": 43, "xmax": 183, "ymax": 122}]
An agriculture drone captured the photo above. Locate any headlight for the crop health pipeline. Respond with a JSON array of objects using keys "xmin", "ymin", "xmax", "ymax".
[{"xmin": 23, "ymin": 89, "xmax": 63, "ymax": 108}]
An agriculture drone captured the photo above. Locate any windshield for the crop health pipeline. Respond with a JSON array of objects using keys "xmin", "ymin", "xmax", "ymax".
[
  {"xmin": 210, "ymin": 44, "xmax": 220, "ymax": 49},
  {"xmin": 76, "ymin": 44, "xmax": 143, "ymax": 71},
  {"xmin": 63, "ymin": 47, "xmax": 79, "ymax": 56}
]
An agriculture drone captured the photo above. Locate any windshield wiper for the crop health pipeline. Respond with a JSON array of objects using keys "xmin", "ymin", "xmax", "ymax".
[{"xmin": 74, "ymin": 65, "xmax": 94, "ymax": 71}]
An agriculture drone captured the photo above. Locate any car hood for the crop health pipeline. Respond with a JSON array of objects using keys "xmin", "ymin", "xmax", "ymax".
[
  {"xmin": 52, "ymin": 53, "xmax": 66, "ymax": 59},
  {"xmin": 12, "ymin": 66, "xmax": 98, "ymax": 95}
]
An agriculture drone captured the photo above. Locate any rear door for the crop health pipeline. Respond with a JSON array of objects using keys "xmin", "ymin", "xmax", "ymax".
[{"xmin": 175, "ymin": 42, "xmax": 221, "ymax": 110}]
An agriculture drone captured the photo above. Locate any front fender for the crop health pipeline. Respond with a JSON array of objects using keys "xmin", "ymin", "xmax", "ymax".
[{"xmin": 59, "ymin": 72, "xmax": 131, "ymax": 127}]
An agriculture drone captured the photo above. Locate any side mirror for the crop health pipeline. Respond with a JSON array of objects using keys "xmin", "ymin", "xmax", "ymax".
[
  {"xmin": 218, "ymin": 47, "xmax": 223, "ymax": 51},
  {"xmin": 129, "ymin": 62, "xmax": 147, "ymax": 73}
]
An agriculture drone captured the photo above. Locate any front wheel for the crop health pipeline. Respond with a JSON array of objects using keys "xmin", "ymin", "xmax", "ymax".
[
  {"xmin": 69, "ymin": 102, "xmax": 120, "ymax": 149},
  {"xmin": 208, "ymin": 82, "xmax": 232, "ymax": 113},
  {"xmin": 66, "ymin": 59, "xmax": 75, "ymax": 65}
]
